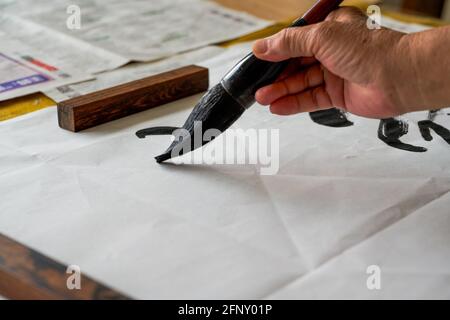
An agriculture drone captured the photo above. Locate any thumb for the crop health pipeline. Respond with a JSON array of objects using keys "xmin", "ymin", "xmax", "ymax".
[{"xmin": 253, "ymin": 23, "xmax": 325, "ymax": 62}]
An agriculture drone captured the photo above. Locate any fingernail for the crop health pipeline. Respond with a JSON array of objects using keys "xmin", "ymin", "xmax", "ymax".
[{"xmin": 253, "ymin": 40, "xmax": 268, "ymax": 54}]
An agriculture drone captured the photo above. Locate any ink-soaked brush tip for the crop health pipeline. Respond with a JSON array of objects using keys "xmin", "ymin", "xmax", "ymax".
[
  {"xmin": 136, "ymin": 131, "xmax": 147, "ymax": 139},
  {"xmin": 155, "ymin": 152, "xmax": 172, "ymax": 163},
  {"xmin": 151, "ymin": 83, "xmax": 246, "ymax": 163}
]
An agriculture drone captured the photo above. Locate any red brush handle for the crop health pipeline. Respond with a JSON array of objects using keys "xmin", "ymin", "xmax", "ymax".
[{"xmin": 302, "ymin": 0, "xmax": 344, "ymax": 24}]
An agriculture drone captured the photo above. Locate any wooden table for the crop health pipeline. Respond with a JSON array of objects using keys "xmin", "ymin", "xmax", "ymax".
[
  {"xmin": 216, "ymin": 0, "xmax": 376, "ymax": 21},
  {"xmin": 402, "ymin": 0, "xmax": 446, "ymax": 18},
  {"xmin": 216, "ymin": 0, "xmax": 317, "ymax": 20}
]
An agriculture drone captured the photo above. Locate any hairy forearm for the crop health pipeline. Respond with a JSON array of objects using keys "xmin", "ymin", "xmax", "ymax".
[{"xmin": 400, "ymin": 26, "xmax": 450, "ymax": 112}]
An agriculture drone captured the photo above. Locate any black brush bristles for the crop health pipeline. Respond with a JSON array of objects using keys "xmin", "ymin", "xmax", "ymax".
[{"xmin": 148, "ymin": 84, "xmax": 245, "ymax": 163}]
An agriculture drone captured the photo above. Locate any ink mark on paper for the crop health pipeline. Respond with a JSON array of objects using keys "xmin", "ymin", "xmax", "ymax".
[
  {"xmin": 418, "ymin": 110, "xmax": 450, "ymax": 145},
  {"xmin": 378, "ymin": 118, "xmax": 427, "ymax": 153},
  {"xmin": 136, "ymin": 126, "xmax": 179, "ymax": 139},
  {"xmin": 309, "ymin": 108, "xmax": 354, "ymax": 128}
]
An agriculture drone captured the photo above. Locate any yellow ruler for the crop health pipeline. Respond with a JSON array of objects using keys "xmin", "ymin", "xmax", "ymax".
[{"xmin": 0, "ymin": 93, "xmax": 55, "ymax": 121}]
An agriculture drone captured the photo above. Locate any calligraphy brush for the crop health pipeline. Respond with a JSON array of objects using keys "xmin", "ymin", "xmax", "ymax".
[{"xmin": 136, "ymin": 0, "xmax": 344, "ymax": 163}]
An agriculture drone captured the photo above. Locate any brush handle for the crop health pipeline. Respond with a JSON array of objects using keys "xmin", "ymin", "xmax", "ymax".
[
  {"xmin": 221, "ymin": 0, "xmax": 344, "ymax": 109},
  {"xmin": 297, "ymin": 0, "xmax": 345, "ymax": 25}
]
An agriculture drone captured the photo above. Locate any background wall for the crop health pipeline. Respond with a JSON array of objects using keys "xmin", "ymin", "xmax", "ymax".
[
  {"xmin": 383, "ymin": 0, "xmax": 450, "ymax": 20},
  {"xmin": 444, "ymin": 0, "xmax": 450, "ymax": 20}
]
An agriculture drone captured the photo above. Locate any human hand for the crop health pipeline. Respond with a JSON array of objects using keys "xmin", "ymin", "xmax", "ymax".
[{"xmin": 252, "ymin": 7, "xmax": 415, "ymax": 119}]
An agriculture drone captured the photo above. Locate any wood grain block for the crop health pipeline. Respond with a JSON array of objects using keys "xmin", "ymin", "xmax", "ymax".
[
  {"xmin": 0, "ymin": 233, "xmax": 131, "ymax": 300},
  {"xmin": 214, "ymin": 0, "xmax": 377, "ymax": 21},
  {"xmin": 57, "ymin": 65, "xmax": 209, "ymax": 132}
]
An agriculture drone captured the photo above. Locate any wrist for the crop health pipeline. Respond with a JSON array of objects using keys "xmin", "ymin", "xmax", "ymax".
[
  {"xmin": 381, "ymin": 31, "xmax": 427, "ymax": 115},
  {"xmin": 396, "ymin": 28, "xmax": 450, "ymax": 113}
]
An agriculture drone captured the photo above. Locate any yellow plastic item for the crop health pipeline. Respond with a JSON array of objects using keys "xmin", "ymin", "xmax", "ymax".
[{"xmin": 0, "ymin": 93, "xmax": 55, "ymax": 122}]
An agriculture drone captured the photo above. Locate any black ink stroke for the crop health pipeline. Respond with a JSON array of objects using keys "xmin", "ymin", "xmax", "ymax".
[
  {"xmin": 418, "ymin": 110, "xmax": 450, "ymax": 145},
  {"xmin": 309, "ymin": 108, "xmax": 354, "ymax": 128},
  {"xmin": 378, "ymin": 118, "xmax": 427, "ymax": 153},
  {"xmin": 136, "ymin": 126, "xmax": 179, "ymax": 139},
  {"xmin": 418, "ymin": 121, "xmax": 450, "ymax": 144}
]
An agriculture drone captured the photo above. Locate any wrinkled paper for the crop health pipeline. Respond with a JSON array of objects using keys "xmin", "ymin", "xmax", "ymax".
[
  {"xmin": 1, "ymin": 37, "xmax": 450, "ymax": 299},
  {"xmin": 1, "ymin": 0, "xmax": 271, "ymax": 62},
  {"xmin": 0, "ymin": 13, "xmax": 128, "ymax": 75},
  {"xmin": 0, "ymin": 48, "xmax": 92, "ymax": 102},
  {"xmin": 45, "ymin": 46, "xmax": 225, "ymax": 102},
  {"xmin": 0, "ymin": 0, "xmax": 270, "ymax": 99}
]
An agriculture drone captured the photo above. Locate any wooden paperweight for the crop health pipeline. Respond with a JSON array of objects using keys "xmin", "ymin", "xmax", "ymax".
[{"xmin": 57, "ymin": 65, "xmax": 209, "ymax": 132}]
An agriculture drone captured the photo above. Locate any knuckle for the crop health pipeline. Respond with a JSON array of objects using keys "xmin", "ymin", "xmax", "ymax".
[
  {"xmin": 330, "ymin": 6, "xmax": 366, "ymax": 22},
  {"xmin": 278, "ymin": 28, "xmax": 297, "ymax": 54},
  {"xmin": 311, "ymin": 87, "xmax": 321, "ymax": 107},
  {"xmin": 310, "ymin": 21, "xmax": 339, "ymax": 55},
  {"xmin": 315, "ymin": 21, "xmax": 336, "ymax": 41}
]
